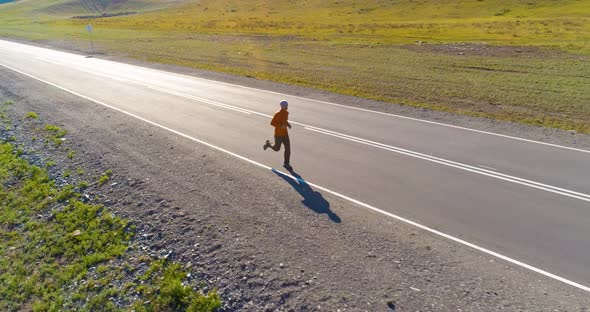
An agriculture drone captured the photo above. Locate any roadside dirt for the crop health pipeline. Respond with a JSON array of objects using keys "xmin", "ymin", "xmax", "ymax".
[
  {"xmin": 401, "ymin": 42, "xmax": 585, "ymax": 60},
  {"xmin": 1, "ymin": 65, "xmax": 589, "ymax": 311}
]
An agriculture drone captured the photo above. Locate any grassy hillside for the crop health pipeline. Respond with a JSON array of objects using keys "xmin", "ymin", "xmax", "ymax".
[
  {"xmin": 2, "ymin": 0, "xmax": 588, "ymax": 52},
  {"xmin": 0, "ymin": 0, "xmax": 589, "ymax": 132},
  {"xmin": 0, "ymin": 0, "xmax": 180, "ymax": 18},
  {"xmin": 54, "ymin": 0, "xmax": 590, "ymax": 52}
]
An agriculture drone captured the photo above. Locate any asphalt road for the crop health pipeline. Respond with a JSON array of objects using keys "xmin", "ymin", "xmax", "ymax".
[{"xmin": 1, "ymin": 39, "xmax": 589, "ymax": 292}]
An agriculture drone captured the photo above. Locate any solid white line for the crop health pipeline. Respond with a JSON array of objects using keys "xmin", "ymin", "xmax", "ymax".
[
  {"xmin": 146, "ymin": 86, "xmax": 253, "ymax": 115},
  {"xmin": 50, "ymin": 44, "xmax": 590, "ymax": 153},
  {"xmin": 35, "ymin": 57, "xmax": 67, "ymax": 67},
  {"xmin": 281, "ymin": 94, "xmax": 590, "ymax": 154},
  {"xmin": 134, "ymin": 81, "xmax": 590, "ymax": 202},
  {"xmin": 36, "ymin": 60, "xmax": 256, "ymax": 116},
  {"xmin": 2, "ymin": 62, "xmax": 589, "ymax": 293},
  {"xmin": 479, "ymin": 165, "xmax": 497, "ymax": 171},
  {"xmin": 305, "ymin": 125, "xmax": 590, "ymax": 197},
  {"xmin": 5, "ymin": 39, "xmax": 588, "ymax": 154},
  {"xmin": 304, "ymin": 126, "xmax": 590, "ymax": 196},
  {"xmin": 304, "ymin": 126, "xmax": 590, "ymax": 202},
  {"xmin": 86, "ymin": 73, "xmax": 590, "ymax": 202}
]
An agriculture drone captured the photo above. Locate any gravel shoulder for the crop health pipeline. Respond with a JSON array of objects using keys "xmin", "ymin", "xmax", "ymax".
[{"xmin": 2, "ymin": 64, "xmax": 590, "ymax": 311}]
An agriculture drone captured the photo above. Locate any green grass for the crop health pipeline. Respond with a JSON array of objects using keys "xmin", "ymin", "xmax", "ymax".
[
  {"xmin": 25, "ymin": 111, "xmax": 38, "ymax": 119},
  {"xmin": 0, "ymin": 102, "xmax": 221, "ymax": 311},
  {"xmin": 98, "ymin": 169, "xmax": 112, "ymax": 185},
  {"xmin": 44, "ymin": 0, "xmax": 590, "ymax": 52},
  {"xmin": 43, "ymin": 124, "xmax": 67, "ymax": 145},
  {"xmin": 45, "ymin": 159, "xmax": 56, "ymax": 167},
  {"xmin": 133, "ymin": 262, "xmax": 222, "ymax": 312},
  {"xmin": 0, "ymin": 141, "xmax": 128, "ymax": 311},
  {"xmin": 0, "ymin": 0, "xmax": 589, "ymax": 132}
]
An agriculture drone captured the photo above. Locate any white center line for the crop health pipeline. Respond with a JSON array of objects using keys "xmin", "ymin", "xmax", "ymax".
[
  {"xmin": 304, "ymin": 126, "xmax": 590, "ymax": 202},
  {"xmin": 479, "ymin": 165, "xmax": 497, "ymax": 171}
]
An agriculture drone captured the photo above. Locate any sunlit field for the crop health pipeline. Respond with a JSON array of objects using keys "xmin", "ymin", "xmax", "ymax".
[{"xmin": 1, "ymin": 0, "xmax": 589, "ymax": 132}]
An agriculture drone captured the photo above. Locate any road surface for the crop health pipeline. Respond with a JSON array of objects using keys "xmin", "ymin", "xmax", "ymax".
[{"xmin": 0, "ymin": 39, "xmax": 589, "ymax": 292}]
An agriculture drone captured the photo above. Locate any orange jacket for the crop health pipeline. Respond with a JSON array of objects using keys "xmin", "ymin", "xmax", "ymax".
[{"xmin": 270, "ymin": 109, "xmax": 289, "ymax": 137}]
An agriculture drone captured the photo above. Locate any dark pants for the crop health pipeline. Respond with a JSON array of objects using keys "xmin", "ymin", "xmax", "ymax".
[{"xmin": 270, "ymin": 136, "xmax": 290, "ymax": 164}]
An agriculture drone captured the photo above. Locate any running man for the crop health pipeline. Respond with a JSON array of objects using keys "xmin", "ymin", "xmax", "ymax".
[{"xmin": 264, "ymin": 100, "xmax": 292, "ymax": 170}]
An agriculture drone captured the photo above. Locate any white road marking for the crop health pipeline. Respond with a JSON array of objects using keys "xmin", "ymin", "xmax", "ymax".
[
  {"xmin": 35, "ymin": 56, "xmax": 67, "ymax": 66},
  {"xmin": 4, "ymin": 59, "xmax": 589, "ymax": 203},
  {"xmin": 304, "ymin": 126, "xmax": 590, "ymax": 202},
  {"xmin": 479, "ymin": 165, "xmax": 497, "ymax": 171},
  {"xmin": 3, "ymin": 39, "xmax": 588, "ymax": 154},
  {"xmin": 2, "ymin": 62, "xmax": 589, "ymax": 293},
  {"xmin": 138, "ymin": 73, "xmax": 590, "ymax": 203},
  {"xmin": 147, "ymin": 85, "xmax": 252, "ymax": 115},
  {"xmin": 120, "ymin": 81, "xmax": 590, "ymax": 202}
]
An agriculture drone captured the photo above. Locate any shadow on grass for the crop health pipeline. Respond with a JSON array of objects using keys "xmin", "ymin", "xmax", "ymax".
[{"xmin": 272, "ymin": 168, "xmax": 341, "ymax": 223}]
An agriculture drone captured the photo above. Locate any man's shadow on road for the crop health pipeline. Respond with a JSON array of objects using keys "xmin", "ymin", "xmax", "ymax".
[{"xmin": 272, "ymin": 168, "xmax": 342, "ymax": 224}]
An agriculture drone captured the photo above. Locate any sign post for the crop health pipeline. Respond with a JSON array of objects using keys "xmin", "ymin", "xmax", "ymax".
[{"xmin": 86, "ymin": 24, "xmax": 94, "ymax": 55}]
